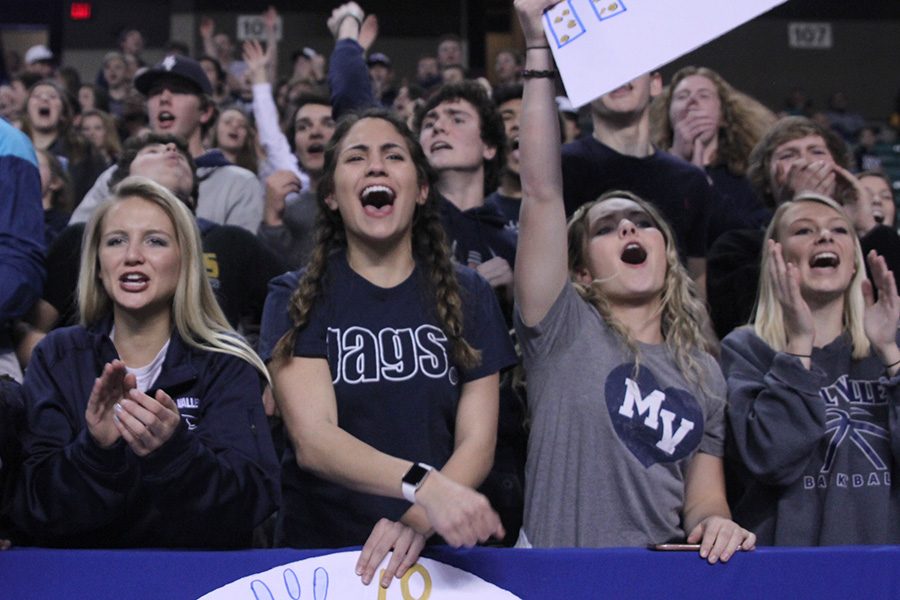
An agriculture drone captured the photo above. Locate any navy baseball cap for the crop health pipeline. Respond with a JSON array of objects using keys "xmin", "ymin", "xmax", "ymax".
[
  {"xmin": 367, "ymin": 52, "xmax": 392, "ymax": 68},
  {"xmin": 134, "ymin": 55, "xmax": 213, "ymax": 97}
]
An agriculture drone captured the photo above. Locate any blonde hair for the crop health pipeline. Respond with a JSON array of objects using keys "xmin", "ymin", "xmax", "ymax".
[
  {"xmin": 78, "ymin": 176, "xmax": 270, "ymax": 382},
  {"xmin": 753, "ymin": 194, "xmax": 870, "ymax": 359},
  {"xmin": 566, "ymin": 191, "xmax": 714, "ymax": 392}
]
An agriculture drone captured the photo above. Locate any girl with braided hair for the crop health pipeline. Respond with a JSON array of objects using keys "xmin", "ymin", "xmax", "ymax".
[{"xmin": 269, "ymin": 108, "xmax": 515, "ymax": 587}]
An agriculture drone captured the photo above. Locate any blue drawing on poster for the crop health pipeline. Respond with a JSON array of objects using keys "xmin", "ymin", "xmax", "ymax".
[
  {"xmin": 544, "ymin": 1, "xmax": 587, "ymax": 48},
  {"xmin": 590, "ymin": 0, "xmax": 627, "ymax": 22}
]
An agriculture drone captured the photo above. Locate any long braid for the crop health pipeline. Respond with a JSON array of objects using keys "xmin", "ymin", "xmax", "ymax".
[
  {"xmin": 413, "ymin": 195, "xmax": 481, "ymax": 370},
  {"xmin": 271, "ymin": 207, "xmax": 344, "ymax": 364}
]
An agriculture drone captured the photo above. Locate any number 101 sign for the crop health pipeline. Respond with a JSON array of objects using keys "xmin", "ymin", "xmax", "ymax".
[{"xmin": 237, "ymin": 15, "xmax": 283, "ymax": 41}]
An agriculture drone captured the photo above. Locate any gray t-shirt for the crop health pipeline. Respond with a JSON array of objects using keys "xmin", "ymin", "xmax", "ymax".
[
  {"xmin": 257, "ymin": 188, "xmax": 319, "ymax": 271},
  {"xmin": 515, "ymin": 283, "xmax": 726, "ymax": 547},
  {"xmin": 71, "ymin": 162, "xmax": 263, "ymax": 234}
]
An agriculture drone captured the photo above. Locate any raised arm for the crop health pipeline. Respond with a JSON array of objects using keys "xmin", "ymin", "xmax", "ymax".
[
  {"xmin": 199, "ymin": 16, "xmax": 218, "ymax": 60},
  {"xmin": 326, "ymin": 2, "xmax": 377, "ymax": 119},
  {"xmin": 244, "ymin": 39, "xmax": 306, "ymax": 183},
  {"xmin": 263, "ymin": 6, "xmax": 279, "ymax": 84},
  {"xmin": 513, "ymin": 0, "xmax": 569, "ymax": 326}
]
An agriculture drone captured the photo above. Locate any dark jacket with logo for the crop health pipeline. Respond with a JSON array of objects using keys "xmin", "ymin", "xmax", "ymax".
[
  {"xmin": 722, "ymin": 327, "xmax": 900, "ymax": 545},
  {"xmin": 11, "ymin": 319, "xmax": 279, "ymax": 548}
]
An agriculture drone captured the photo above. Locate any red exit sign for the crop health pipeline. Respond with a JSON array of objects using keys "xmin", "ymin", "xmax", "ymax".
[{"xmin": 70, "ymin": 2, "xmax": 92, "ymax": 20}]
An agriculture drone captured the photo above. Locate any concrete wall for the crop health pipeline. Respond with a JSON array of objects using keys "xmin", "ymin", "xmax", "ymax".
[{"xmin": 658, "ymin": 18, "xmax": 900, "ymax": 121}]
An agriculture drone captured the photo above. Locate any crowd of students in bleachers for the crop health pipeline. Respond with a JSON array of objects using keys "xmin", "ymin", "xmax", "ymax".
[{"xmin": 1, "ymin": 0, "xmax": 899, "ymax": 584}]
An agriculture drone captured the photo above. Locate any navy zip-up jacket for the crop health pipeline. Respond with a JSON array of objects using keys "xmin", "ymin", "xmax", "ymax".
[{"xmin": 12, "ymin": 319, "xmax": 280, "ymax": 548}]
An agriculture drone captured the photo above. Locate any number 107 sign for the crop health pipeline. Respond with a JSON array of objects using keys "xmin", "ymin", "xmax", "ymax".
[{"xmin": 788, "ymin": 22, "xmax": 832, "ymax": 49}]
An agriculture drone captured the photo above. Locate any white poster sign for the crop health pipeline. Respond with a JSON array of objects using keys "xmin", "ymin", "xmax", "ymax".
[
  {"xmin": 198, "ymin": 551, "xmax": 522, "ymax": 600},
  {"xmin": 544, "ymin": 0, "xmax": 787, "ymax": 107},
  {"xmin": 236, "ymin": 15, "xmax": 283, "ymax": 41}
]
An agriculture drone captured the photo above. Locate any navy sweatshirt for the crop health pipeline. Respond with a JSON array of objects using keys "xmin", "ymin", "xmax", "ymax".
[{"xmin": 12, "ymin": 320, "xmax": 280, "ymax": 548}]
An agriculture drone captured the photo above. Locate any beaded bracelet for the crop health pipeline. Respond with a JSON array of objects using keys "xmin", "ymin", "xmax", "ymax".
[{"xmin": 522, "ymin": 69, "xmax": 558, "ymax": 79}]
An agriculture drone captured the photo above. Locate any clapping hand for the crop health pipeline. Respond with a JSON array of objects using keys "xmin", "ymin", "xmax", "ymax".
[
  {"xmin": 85, "ymin": 360, "xmax": 135, "ymax": 448},
  {"xmin": 767, "ymin": 239, "xmax": 815, "ymax": 358},
  {"xmin": 113, "ymin": 387, "xmax": 182, "ymax": 457},
  {"xmin": 862, "ymin": 250, "xmax": 900, "ymax": 370}
]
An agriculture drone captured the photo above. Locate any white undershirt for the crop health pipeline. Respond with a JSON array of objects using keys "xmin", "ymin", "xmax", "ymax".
[{"xmin": 109, "ymin": 327, "xmax": 171, "ymax": 393}]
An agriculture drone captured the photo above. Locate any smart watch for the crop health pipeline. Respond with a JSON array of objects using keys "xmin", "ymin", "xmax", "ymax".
[{"xmin": 401, "ymin": 462, "xmax": 434, "ymax": 503}]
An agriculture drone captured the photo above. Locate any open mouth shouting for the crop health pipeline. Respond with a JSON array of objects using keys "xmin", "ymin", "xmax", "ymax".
[
  {"xmin": 120, "ymin": 271, "xmax": 150, "ymax": 292},
  {"xmin": 620, "ymin": 242, "xmax": 648, "ymax": 265},
  {"xmin": 809, "ymin": 251, "xmax": 839, "ymax": 270},
  {"xmin": 361, "ymin": 184, "xmax": 396, "ymax": 216},
  {"xmin": 157, "ymin": 111, "xmax": 176, "ymax": 129}
]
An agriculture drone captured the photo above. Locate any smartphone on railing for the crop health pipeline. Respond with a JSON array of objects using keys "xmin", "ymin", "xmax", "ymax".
[{"xmin": 648, "ymin": 543, "xmax": 702, "ymax": 551}]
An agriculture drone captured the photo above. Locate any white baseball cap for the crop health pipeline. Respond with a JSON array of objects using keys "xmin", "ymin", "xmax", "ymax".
[{"xmin": 25, "ymin": 44, "xmax": 54, "ymax": 65}]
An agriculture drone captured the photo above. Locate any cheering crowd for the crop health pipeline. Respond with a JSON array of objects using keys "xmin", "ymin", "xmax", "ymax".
[{"xmin": 1, "ymin": 0, "xmax": 899, "ymax": 586}]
